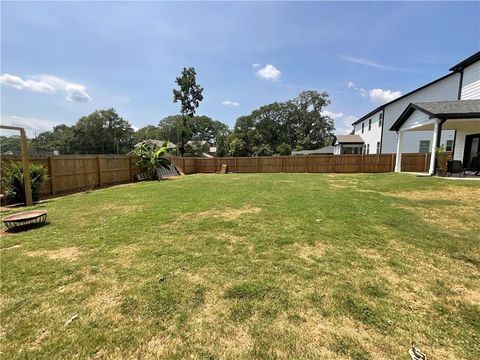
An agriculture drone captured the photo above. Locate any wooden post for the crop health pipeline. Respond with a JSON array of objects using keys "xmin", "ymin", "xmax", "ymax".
[
  {"xmin": 214, "ymin": 157, "xmax": 217, "ymax": 173},
  {"xmin": 424, "ymin": 153, "xmax": 429, "ymax": 173},
  {"xmin": 19, "ymin": 129, "xmax": 33, "ymax": 206},
  {"xmin": 256, "ymin": 157, "xmax": 259, "ymax": 173},
  {"xmin": 234, "ymin": 157, "xmax": 237, "ymax": 173},
  {"xmin": 97, "ymin": 156, "xmax": 102, "ymax": 187},
  {"xmin": 360, "ymin": 153, "xmax": 364, "ymax": 173},
  {"xmin": 129, "ymin": 156, "xmax": 133, "ymax": 182},
  {"xmin": 48, "ymin": 156, "xmax": 55, "ymax": 195},
  {"xmin": 332, "ymin": 155, "xmax": 335, "ymax": 173},
  {"xmin": 391, "ymin": 153, "xmax": 395, "ymax": 172}
]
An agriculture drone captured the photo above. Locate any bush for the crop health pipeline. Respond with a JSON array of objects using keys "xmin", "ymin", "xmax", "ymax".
[
  {"xmin": 277, "ymin": 143, "xmax": 292, "ymax": 156},
  {"xmin": 2, "ymin": 162, "xmax": 48, "ymax": 204}
]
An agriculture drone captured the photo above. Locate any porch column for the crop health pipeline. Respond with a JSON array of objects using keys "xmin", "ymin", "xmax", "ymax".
[
  {"xmin": 429, "ymin": 118, "xmax": 440, "ymax": 175},
  {"xmin": 395, "ymin": 131, "xmax": 404, "ymax": 172}
]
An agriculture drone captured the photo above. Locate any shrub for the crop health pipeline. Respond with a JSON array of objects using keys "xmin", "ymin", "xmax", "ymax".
[
  {"xmin": 2, "ymin": 162, "xmax": 48, "ymax": 204},
  {"xmin": 276, "ymin": 143, "xmax": 292, "ymax": 156}
]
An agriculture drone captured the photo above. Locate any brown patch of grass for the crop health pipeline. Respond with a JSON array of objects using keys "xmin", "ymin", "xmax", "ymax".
[
  {"xmin": 294, "ymin": 242, "xmax": 326, "ymax": 263},
  {"xmin": 26, "ymin": 246, "xmax": 81, "ymax": 261},
  {"xmin": 100, "ymin": 204, "xmax": 144, "ymax": 213},
  {"xmin": 183, "ymin": 205, "xmax": 262, "ymax": 221},
  {"xmin": 391, "ymin": 186, "xmax": 480, "ymax": 231},
  {"xmin": 1, "ymin": 243, "xmax": 22, "ymax": 250}
]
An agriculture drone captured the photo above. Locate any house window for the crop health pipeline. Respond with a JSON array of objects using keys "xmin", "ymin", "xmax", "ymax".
[
  {"xmin": 361, "ymin": 123, "xmax": 364, "ymax": 134},
  {"xmin": 419, "ymin": 140, "xmax": 431, "ymax": 153},
  {"xmin": 366, "ymin": 144, "xmax": 370, "ymax": 154},
  {"xmin": 376, "ymin": 141, "xmax": 381, "ymax": 154},
  {"xmin": 368, "ymin": 119, "xmax": 372, "ymax": 131},
  {"xmin": 445, "ymin": 140, "xmax": 453, "ymax": 152},
  {"xmin": 379, "ymin": 112, "xmax": 383, "ymax": 127}
]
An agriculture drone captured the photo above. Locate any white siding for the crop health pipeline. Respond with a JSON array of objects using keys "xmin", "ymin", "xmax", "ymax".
[
  {"xmin": 382, "ymin": 73, "xmax": 460, "ymax": 153},
  {"xmin": 400, "ymin": 109, "xmax": 431, "ymax": 130},
  {"xmin": 353, "ymin": 110, "xmax": 383, "ymax": 153},
  {"xmin": 461, "ymin": 61, "xmax": 480, "ymax": 100}
]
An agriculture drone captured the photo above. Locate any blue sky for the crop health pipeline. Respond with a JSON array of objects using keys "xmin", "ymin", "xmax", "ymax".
[{"xmin": 1, "ymin": 1, "xmax": 479, "ymax": 137}]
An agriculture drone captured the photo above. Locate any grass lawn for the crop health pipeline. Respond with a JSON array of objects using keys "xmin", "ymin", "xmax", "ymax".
[{"xmin": 1, "ymin": 173, "xmax": 479, "ymax": 359}]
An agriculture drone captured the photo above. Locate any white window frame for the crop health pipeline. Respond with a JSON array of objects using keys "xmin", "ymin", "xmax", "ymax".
[{"xmin": 419, "ymin": 140, "xmax": 431, "ymax": 153}]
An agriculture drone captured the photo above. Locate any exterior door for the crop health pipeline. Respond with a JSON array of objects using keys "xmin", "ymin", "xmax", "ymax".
[{"xmin": 463, "ymin": 133, "xmax": 480, "ymax": 168}]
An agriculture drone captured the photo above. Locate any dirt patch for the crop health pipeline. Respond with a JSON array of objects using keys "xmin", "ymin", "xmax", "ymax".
[{"xmin": 27, "ymin": 246, "xmax": 81, "ymax": 261}]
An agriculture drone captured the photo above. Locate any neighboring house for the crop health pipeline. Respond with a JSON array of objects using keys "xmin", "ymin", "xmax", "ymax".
[
  {"xmin": 333, "ymin": 135, "xmax": 364, "ymax": 154},
  {"xmin": 391, "ymin": 100, "xmax": 480, "ymax": 175},
  {"xmin": 186, "ymin": 140, "xmax": 216, "ymax": 157},
  {"xmin": 292, "ymin": 145, "xmax": 334, "ymax": 156},
  {"xmin": 351, "ymin": 51, "xmax": 480, "ymax": 154}
]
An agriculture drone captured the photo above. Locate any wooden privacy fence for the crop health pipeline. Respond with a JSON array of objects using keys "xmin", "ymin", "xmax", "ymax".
[
  {"xmin": 168, "ymin": 154, "xmax": 396, "ymax": 174},
  {"xmin": 1, "ymin": 155, "xmax": 144, "ymax": 197},
  {"xmin": 1, "ymin": 152, "xmax": 448, "ymax": 198}
]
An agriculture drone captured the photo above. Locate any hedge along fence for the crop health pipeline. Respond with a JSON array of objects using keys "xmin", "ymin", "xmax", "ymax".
[{"xmin": 0, "ymin": 152, "xmax": 450, "ymax": 199}]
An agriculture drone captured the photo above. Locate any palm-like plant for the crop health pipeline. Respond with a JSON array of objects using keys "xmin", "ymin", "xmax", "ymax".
[{"xmin": 133, "ymin": 141, "xmax": 171, "ymax": 179}]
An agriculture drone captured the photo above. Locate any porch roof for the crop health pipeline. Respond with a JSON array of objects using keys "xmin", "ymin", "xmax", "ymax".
[{"xmin": 390, "ymin": 99, "xmax": 480, "ymax": 131}]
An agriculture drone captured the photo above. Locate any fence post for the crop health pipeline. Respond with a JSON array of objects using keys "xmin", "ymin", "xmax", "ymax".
[
  {"xmin": 129, "ymin": 156, "xmax": 133, "ymax": 182},
  {"xmin": 256, "ymin": 157, "xmax": 259, "ymax": 173},
  {"xmin": 391, "ymin": 154, "xmax": 395, "ymax": 172},
  {"xmin": 424, "ymin": 153, "xmax": 429, "ymax": 172},
  {"xmin": 332, "ymin": 155, "xmax": 336, "ymax": 173},
  {"xmin": 234, "ymin": 157, "xmax": 237, "ymax": 173},
  {"xmin": 360, "ymin": 154, "xmax": 364, "ymax": 173},
  {"xmin": 97, "ymin": 156, "xmax": 102, "ymax": 187},
  {"xmin": 48, "ymin": 156, "xmax": 55, "ymax": 195},
  {"xmin": 214, "ymin": 157, "xmax": 217, "ymax": 173}
]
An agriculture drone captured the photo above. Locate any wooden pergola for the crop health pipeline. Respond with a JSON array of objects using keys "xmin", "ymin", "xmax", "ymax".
[{"xmin": 0, "ymin": 125, "xmax": 33, "ymax": 206}]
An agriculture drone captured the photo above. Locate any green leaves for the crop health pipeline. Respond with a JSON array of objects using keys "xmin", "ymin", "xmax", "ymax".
[{"xmin": 133, "ymin": 141, "xmax": 172, "ymax": 179}]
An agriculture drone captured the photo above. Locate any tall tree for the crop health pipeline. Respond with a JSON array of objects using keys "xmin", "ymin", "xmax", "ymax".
[
  {"xmin": 173, "ymin": 67, "xmax": 204, "ymax": 156},
  {"xmin": 133, "ymin": 125, "xmax": 163, "ymax": 143},
  {"xmin": 226, "ymin": 91, "xmax": 335, "ymax": 156},
  {"xmin": 71, "ymin": 109, "xmax": 134, "ymax": 154}
]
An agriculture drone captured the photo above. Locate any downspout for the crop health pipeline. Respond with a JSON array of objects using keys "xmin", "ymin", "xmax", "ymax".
[{"xmin": 457, "ymin": 70, "xmax": 464, "ymax": 100}]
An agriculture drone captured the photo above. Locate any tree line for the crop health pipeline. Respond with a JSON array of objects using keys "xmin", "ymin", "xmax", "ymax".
[{"xmin": 1, "ymin": 68, "xmax": 335, "ymax": 157}]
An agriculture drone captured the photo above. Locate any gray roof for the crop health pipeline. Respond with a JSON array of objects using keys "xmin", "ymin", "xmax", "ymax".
[
  {"xmin": 134, "ymin": 139, "xmax": 177, "ymax": 149},
  {"xmin": 334, "ymin": 135, "xmax": 364, "ymax": 144},
  {"xmin": 292, "ymin": 145, "xmax": 334, "ymax": 155},
  {"xmin": 413, "ymin": 99, "xmax": 480, "ymax": 117},
  {"xmin": 391, "ymin": 99, "xmax": 480, "ymax": 131}
]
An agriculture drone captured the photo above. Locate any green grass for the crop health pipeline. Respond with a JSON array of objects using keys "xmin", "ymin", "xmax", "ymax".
[{"xmin": 1, "ymin": 173, "xmax": 479, "ymax": 359}]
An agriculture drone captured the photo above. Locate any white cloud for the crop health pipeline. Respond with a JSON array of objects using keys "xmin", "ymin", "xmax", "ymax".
[
  {"xmin": 222, "ymin": 100, "xmax": 240, "ymax": 107},
  {"xmin": 348, "ymin": 81, "xmax": 401, "ymax": 104},
  {"xmin": 322, "ymin": 110, "xmax": 344, "ymax": 119},
  {"xmin": 0, "ymin": 74, "xmax": 55, "ymax": 93},
  {"xmin": 0, "ymin": 115, "xmax": 63, "ymax": 137},
  {"xmin": 368, "ymin": 88, "xmax": 402, "ymax": 103},
  {"xmin": 256, "ymin": 64, "xmax": 281, "ymax": 82},
  {"xmin": 35, "ymin": 75, "xmax": 91, "ymax": 103},
  {"xmin": 251, "ymin": 63, "xmax": 260, "ymax": 68},
  {"xmin": 340, "ymin": 55, "xmax": 411, "ymax": 72},
  {"xmin": 1, "ymin": 73, "xmax": 91, "ymax": 103}
]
